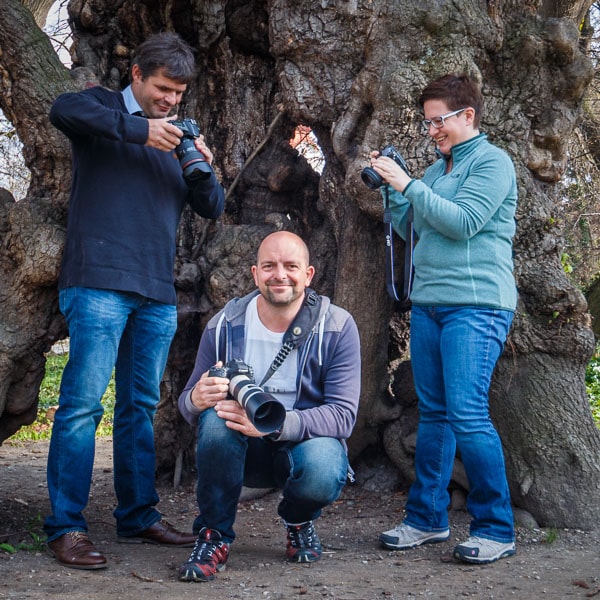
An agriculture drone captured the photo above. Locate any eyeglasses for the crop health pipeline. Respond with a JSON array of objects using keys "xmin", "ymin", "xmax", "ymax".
[{"xmin": 421, "ymin": 108, "xmax": 467, "ymax": 131}]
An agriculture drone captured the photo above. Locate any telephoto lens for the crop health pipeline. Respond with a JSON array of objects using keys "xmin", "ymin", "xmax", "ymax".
[
  {"xmin": 208, "ymin": 360, "xmax": 286, "ymax": 434},
  {"xmin": 169, "ymin": 118, "xmax": 213, "ymax": 184},
  {"xmin": 228, "ymin": 374, "xmax": 286, "ymax": 434}
]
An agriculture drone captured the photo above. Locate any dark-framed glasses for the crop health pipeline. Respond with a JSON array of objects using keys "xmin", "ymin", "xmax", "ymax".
[{"xmin": 421, "ymin": 108, "xmax": 467, "ymax": 132}]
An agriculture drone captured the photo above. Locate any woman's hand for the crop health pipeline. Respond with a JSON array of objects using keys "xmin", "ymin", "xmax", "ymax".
[{"xmin": 370, "ymin": 151, "xmax": 412, "ymax": 193}]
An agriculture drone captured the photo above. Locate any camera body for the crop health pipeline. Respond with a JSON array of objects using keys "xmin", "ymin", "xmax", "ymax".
[
  {"xmin": 361, "ymin": 145, "xmax": 410, "ymax": 190},
  {"xmin": 208, "ymin": 359, "xmax": 286, "ymax": 434},
  {"xmin": 169, "ymin": 118, "xmax": 213, "ymax": 184}
]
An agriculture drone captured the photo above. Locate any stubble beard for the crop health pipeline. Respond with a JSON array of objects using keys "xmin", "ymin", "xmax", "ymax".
[{"xmin": 264, "ymin": 284, "xmax": 302, "ymax": 307}]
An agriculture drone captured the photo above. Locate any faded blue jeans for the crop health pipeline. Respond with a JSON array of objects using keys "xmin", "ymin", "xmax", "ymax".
[
  {"xmin": 405, "ymin": 305, "xmax": 514, "ymax": 543},
  {"xmin": 194, "ymin": 407, "xmax": 349, "ymax": 543},
  {"xmin": 44, "ymin": 287, "xmax": 177, "ymax": 541}
]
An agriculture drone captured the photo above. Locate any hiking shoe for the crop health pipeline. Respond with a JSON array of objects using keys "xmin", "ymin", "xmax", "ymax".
[
  {"xmin": 178, "ymin": 527, "xmax": 229, "ymax": 582},
  {"xmin": 379, "ymin": 522, "xmax": 450, "ymax": 550},
  {"xmin": 286, "ymin": 521, "xmax": 322, "ymax": 563},
  {"xmin": 453, "ymin": 536, "xmax": 515, "ymax": 564}
]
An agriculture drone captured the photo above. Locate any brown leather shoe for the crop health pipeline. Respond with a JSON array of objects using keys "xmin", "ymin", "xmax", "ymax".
[
  {"xmin": 48, "ymin": 531, "xmax": 107, "ymax": 570},
  {"xmin": 118, "ymin": 520, "xmax": 196, "ymax": 547}
]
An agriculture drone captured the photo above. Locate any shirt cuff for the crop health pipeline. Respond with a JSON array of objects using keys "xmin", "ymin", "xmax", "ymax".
[
  {"xmin": 273, "ymin": 411, "xmax": 301, "ymax": 441},
  {"xmin": 184, "ymin": 389, "xmax": 202, "ymax": 418}
]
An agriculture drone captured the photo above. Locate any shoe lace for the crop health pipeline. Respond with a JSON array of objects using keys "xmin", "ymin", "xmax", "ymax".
[
  {"xmin": 68, "ymin": 531, "xmax": 89, "ymax": 544},
  {"xmin": 288, "ymin": 522, "xmax": 316, "ymax": 548},
  {"xmin": 189, "ymin": 531, "xmax": 223, "ymax": 564}
]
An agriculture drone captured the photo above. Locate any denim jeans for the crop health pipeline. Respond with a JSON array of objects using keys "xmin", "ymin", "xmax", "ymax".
[
  {"xmin": 405, "ymin": 305, "xmax": 514, "ymax": 543},
  {"xmin": 194, "ymin": 407, "xmax": 348, "ymax": 543},
  {"xmin": 44, "ymin": 287, "xmax": 177, "ymax": 541}
]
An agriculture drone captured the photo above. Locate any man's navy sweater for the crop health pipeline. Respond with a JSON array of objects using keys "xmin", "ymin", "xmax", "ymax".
[{"xmin": 50, "ymin": 85, "xmax": 225, "ymax": 305}]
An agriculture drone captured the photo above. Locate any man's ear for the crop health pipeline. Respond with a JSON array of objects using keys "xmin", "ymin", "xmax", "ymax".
[
  {"xmin": 305, "ymin": 265, "xmax": 315, "ymax": 286},
  {"xmin": 131, "ymin": 64, "xmax": 142, "ymax": 82}
]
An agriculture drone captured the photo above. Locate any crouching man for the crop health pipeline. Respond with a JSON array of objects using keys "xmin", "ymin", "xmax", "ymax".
[{"xmin": 177, "ymin": 231, "xmax": 361, "ymax": 582}]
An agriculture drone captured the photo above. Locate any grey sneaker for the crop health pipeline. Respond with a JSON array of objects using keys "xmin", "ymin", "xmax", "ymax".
[
  {"xmin": 453, "ymin": 536, "xmax": 515, "ymax": 564},
  {"xmin": 379, "ymin": 522, "xmax": 450, "ymax": 550}
]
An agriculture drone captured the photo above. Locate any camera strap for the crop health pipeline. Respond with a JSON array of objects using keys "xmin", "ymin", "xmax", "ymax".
[
  {"xmin": 258, "ymin": 289, "xmax": 322, "ymax": 387},
  {"xmin": 384, "ymin": 186, "xmax": 415, "ymax": 312}
]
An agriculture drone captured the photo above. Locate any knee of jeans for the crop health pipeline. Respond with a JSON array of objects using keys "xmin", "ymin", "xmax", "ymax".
[
  {"xmin": 448, "ymin": 415, "xmax": 494, "ymax": 436},
  {"xmin": 291, "ymin": 465, "xmax": 346, "ymax": 504},
  {"xmin": 287, "ymin": 442, "xmax": 347, "ymax": 500},
  {"xmin": 197, "ymin": 408, "xmax": 237, "ymax": 446}
]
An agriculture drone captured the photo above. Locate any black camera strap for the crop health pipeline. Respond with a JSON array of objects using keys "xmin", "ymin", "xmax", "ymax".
[
  {"xmin": 259, "ymin": 289, "xmax": 322, "ymax": 387},
  {"xmin": 384, "ymin": 186, "xmax": 415, "ymax": 312}
]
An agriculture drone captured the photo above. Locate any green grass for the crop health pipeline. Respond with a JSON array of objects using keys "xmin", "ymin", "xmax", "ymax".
[
  {"xmin": 10, "ymin": 352, "xmax": 115, "ymax": 442},
  {"xmin": 0, "ymin": 514, "xmax": 46, "ymax": 553},
  {"xmin": 585, "ymin": 344, "xmax": 600, "ymax": 427}
]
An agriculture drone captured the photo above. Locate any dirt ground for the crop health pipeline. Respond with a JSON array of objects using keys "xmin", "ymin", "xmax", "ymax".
[{"xmin": 0, "ymin": 438, "xmax": 598, "ymax": 600}]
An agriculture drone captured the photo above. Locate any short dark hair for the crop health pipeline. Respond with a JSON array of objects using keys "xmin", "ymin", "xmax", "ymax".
[
  {"xmin": 131, "ymin": 32, "xmax": 196, "ymax": 84},
  {"xmin": 418, "ymin": 74, "xmax": 483, "ymax": 128}
]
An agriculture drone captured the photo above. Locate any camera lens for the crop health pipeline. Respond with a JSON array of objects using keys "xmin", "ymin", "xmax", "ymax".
[
  {"xmin": 175, "ymin": 140, "xmax": 213, "ymax": 183},
  {"xmin": 361, "ymin": 166, "xmax": 384, "ymax": 190},
  {"xmin": 229, "ymin": 374, "xmax": 286, "ymax": 434}
]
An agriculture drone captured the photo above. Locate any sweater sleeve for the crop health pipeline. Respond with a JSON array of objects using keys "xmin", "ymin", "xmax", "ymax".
[
  {"xmin": 404, "ymin": 149, "xmax": 515, "ymax": 241},
  {"xmin": 178, "ymin": 315, "xmax": 221, "ymax": 425},
  {"xmin": 278, "ymin": 312, "xmax": 361, "ymax": 442},
  {"xmin": 49, "ymin": 88, "xmax": 149, "ymax": 146},
  {"xmin": 381, "ymin": 185, "xmax": 412, "ymax": 241},
  {"xmin": 185, "ymin": 172, "xmax": 225, "ymax": 220}
]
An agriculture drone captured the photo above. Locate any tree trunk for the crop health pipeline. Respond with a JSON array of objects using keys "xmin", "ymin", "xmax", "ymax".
[
  {"xmin": 0, "ymin": 0, "xmax": 599, "ymax": 528},
  {"xmin": 586, "ymin": 278, "xmax": 600, "ymax": 338},
  {"xmin": 19, "ymin": 0, "xmax": 57, "ymax": 27}
]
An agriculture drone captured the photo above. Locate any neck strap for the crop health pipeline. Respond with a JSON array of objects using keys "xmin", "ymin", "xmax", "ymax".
[{"xmin": 384, "ymin": 186, "xmax": 415, "ymax": 312}]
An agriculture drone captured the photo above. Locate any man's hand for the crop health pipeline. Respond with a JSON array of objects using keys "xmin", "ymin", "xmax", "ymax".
[
  {"xmin": 190, "ymin": 362, "xmax": 229, "ymax": 412},
  {"xmin": 145, "ymin": 117, "xmax": 183, "ymax": 152},
  {"xmin": 215, "ymin": 400, "xmax": 263, "ymax": 437},
  {"xmin": 194, "ymin": 135, "xmax": 215, "ymax": 165}
]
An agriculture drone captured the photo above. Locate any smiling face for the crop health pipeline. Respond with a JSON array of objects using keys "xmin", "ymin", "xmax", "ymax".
[
  {"xmin": 423, "ymin": 99, "xmax": 478, "ymax": 154},
  {"xmin": 252, "ymin": 232, "xmax": 315, "ymax": 309},
  {"xmin": 130, "ymin": 64, "xmax": 187, "ymax": 118}
]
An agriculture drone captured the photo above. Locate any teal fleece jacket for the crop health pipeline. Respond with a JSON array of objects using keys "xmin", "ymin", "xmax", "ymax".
[{"xmin": 384, "ymin": 133, "xmax": 518, "ymax": 311}]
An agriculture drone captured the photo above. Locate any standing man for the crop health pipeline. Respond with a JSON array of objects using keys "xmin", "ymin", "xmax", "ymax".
[
  {"xmin": 177, "ymin": 231, "xmax": 361, "ymax": 582},
  {"xmin": 45, "ymin": 32, "xmax": 225, "ymax": 570}
]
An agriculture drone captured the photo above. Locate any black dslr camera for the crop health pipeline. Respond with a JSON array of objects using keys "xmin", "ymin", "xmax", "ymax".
[
  {"xmin": 361, "ymin": 145, "xmax": 409, "ymax": 190},
  {"xmin": 208, "ymin": 359, "xmax": 286, "ymax": 434},
  {"xmin": 169, "ymin": 118, "xmax": 213, "ymax": 184}
]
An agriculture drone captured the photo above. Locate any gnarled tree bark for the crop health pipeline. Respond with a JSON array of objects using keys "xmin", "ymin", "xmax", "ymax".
[{"xmin": 0, "ymin": 0, "xmax": 598, "ymax": 529}]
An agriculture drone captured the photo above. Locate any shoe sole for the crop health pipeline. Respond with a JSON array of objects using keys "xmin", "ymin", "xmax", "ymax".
[
  {"xmin": 47, "ymin": 547, "xmax": 108, "ymax": 570},
  {"xmin": 117, "ymin": 536, "xmax": 195, "ymax": 547},
  {"xmin": 287, "ymin": 552, "xmax": 322, "ymax": 563},
  {"xmin": 178, "ymin": 564, "xmax": 226, "ymax": 582},
  {"xmin": 379, "ymin": 531, "xmax": 450, "ymax": 550},
  {"xmin": 453, "ymin": 546, "xmax": 515, "ymax": 564},
  {"xmin": 53, "ymin": 559, "xmax": 108, "ymax": 570}
]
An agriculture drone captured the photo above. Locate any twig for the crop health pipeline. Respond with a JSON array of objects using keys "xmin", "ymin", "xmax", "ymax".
[
  {"xmin": 0, "ymin": 528, "xmax": 29, "ymax": 539},
  {"xmin": 225, "ymin": 109, "xmax": 285, "ymax": 202},
  {"xmin": 173, "ymin": 448, "xmax": 183, "ymax": 490},
  {"xmin": 131, "ymin": 571, "xmax": 163, "ymax": 583}
]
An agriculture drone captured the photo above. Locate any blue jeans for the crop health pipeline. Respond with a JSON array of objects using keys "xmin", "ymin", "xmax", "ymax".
[
  {"xmin": 405, "ymin": 305, "xmax": 514, "ymax": 543},
  {"xmin": 194, "ymin": 407, "xmax": 349, "ymax": 543},
  {"xmin": 44, "ymin": 287, "xmax": 177, "ymax": 541}
]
